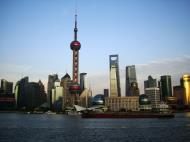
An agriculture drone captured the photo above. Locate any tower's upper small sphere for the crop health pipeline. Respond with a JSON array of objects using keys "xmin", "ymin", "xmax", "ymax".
[{"xmin": 70, "ymin": 40, "xmax": 81, "ymax": 50}]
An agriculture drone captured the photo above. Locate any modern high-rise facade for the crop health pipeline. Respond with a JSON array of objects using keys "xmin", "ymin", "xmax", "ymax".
[
  {"xmin": 128, "ymin": 82, "xmax": 140, "ymax": 96},
  {"xmin": 80, "ymin": 73, "xmax": 87, "ymax": 92},
  {"xmin": 15, "ymin": 77, "xmax": 46, "ymax": 110},
  {"xmin": 26, "ymin": 81, "xmax": 46, "ymax": 110},
  {"xmin": 79, "ymin": 88, "xmax": 92, "ymax": 108},
  {"xmin": 61, "ymin": 73, "xmax": 72, "ymax": 109},
  {"xmin": 173, "ymin": 86, "xmax": 185, "ymax": 106},
  {"xmin": 145, "ymin": 87, "xmax": 160, "ymax": 108},
  {"xmin": 103, "ymin": 89, "xmax": 109, "ymax": 98},
  {"xmin": 125, "ymin": 65, "xmax": 139, "ymax": 96},
  {"xmin": 144, "ymin": 75, "xmax": 157, "ymax": 90},
  {"xmin": 160, "ymin": 75, "xmax": 172, "ymax": 101},
  {"xmin": 52, "ymin": 79, "xmax": 64, "ymax": 112},
  {"xmin": 15, "ymin": 77, "xmax": 29, "ymax": 109},
  {"xmin": 1, "ymin": 79, "xmax": 13, "ymax": 93},
  {"xmin": 0, "ymin": 79, "xmax": 15, "ymax": 110},
  {"xmin": 47, "ymin": 74, "xmax": 58, "ymax": 109},
  {"xmin": 109, "ymin": 54, "xmax": 121, "ymax": 97},
  {"xmin": 180, "ymin": 75, "xmax": 190, "ymax": 105}
]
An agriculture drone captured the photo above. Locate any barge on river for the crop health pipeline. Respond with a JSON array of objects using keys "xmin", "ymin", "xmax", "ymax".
[{"xmin": 81, "ymin": 111, "xmax": 175, "ymax": 119}]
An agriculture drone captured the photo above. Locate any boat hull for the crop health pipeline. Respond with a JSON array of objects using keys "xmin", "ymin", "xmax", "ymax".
[{"xmin": 81, "ymin": 112, "xmax": 175, "ymax": 119}]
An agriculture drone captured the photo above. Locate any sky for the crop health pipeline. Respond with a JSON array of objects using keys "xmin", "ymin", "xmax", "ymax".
[{"xmin": 0, "ymin": 0, "xmax": 190, "ymax": 95}]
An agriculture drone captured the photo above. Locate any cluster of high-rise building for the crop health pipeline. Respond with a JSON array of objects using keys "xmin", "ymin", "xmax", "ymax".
[
  {"xmin": 0, "ymin": 11, "xmax": 190, "ymax": 113},
  {"xmin": 45, "ymin": 14, "xmax": 92, "ymax": 112},
  {"xmin": 107, "ymin": 54, "xmax": 190, "ymax": 111},
  {"xmin": 46, "ymin": 72, "xmax": 91, "ymax": 112},
  {"xmin": 15, "ymin": 77, "xmax": 46, "ymax": 111},
  {"xmin": 0, "ymin": 13, "xmax": 93, "ymax": 112},
  {"xmin": 0, "ymin": 77, "xmax": 46, "ymax": 111}
]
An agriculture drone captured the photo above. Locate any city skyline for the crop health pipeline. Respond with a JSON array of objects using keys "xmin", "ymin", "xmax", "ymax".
[{"xmin": 1, "ymin": 0, "xmax": 190, "ymax": 95}]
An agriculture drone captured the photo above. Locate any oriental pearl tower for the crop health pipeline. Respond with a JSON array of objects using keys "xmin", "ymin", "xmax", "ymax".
[{"xmin": 69, "ymin": 13, "xmax": 81, "ymax": 105}]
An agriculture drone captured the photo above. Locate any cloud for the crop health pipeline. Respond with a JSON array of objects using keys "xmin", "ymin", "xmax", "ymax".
[{"xmin": 87, "ymin": 56, "xmax": 190, "ymax": 96}]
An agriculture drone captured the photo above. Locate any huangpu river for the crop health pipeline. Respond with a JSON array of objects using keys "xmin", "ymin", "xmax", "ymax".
[{"xmin": 0, "ymin": 112, "xmax": 190, "ymax": 142}]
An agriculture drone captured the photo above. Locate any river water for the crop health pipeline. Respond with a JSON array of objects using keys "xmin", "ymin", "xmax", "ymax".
[{"xmin": 0, "ymin": 112, "xmax": 190, "ymax": 142}]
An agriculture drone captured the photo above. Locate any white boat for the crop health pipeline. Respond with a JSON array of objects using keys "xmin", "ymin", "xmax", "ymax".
[
  {"xmin": 67, "ymin": 111, "xmax": 81, "ymax": 116},
  {"xmin": 45, "ymin": 111, "xmax": 56, "ymax": 115}
]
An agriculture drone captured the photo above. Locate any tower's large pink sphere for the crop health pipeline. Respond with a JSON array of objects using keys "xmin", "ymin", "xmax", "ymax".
[{"xmin": 70, "ymin": 40, "xmax": 81, "ymax": 50}]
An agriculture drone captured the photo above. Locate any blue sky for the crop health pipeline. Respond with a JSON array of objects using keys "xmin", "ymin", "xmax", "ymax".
[{"xmin": 0, "ymin": 0, "xmax": 190, "ymax": 95}]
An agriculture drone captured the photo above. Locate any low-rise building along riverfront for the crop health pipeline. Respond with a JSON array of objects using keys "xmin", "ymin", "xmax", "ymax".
[{"xmin": 105, "ymin": 96, "xmax": 139, "ymax": 112}]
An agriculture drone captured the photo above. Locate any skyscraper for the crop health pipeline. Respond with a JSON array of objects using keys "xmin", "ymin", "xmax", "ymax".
[
  {"xmin": 173, "ymin": 85, "xmax": 185, "ymax": 106},
  {"xmin": 103, "ymin": 89, "xmax": 109, "ymax": 98},
  {"xmin": 47, "ymin": 74, "xmax": 58, "ymax": 109},
  {"xmin": 79, "ymin": 89, "xmax": 92, "ymax": 108},
  {"xmin": 61, "ymin": 73, "xmax": 72, "ymax": 109},
  {"xmin": 128, "ymin": 82, "xmax": 140, "ymax": 96},
  {"xmin": 15, "ymin": 77, "xmax": 46, "ymax": 110},
  {"xmin": 52, "ymin": 79, "xmax": 64, "ymax": 112},
  {"xmin": 125, "ymin": 65, "xmax": 138, "ymax": 96},
  {"xmin": 1, "ymin": 79, "xmax": 13, "ymax": 94},
  {"xmin": 15, "ymin": 77, "xmax": 29, "ymax": 109},
  {"xmin": 69, "ymin": 13, "xmax": 81, "ymax": 105},
  {"xmin": 80, "ymin": 73, "xmax": 87, "ymax": 92},
  {"xmin": 144, "ymin": 75, "xmax": 157, "ymax": 90},
  {"xmin": 26, "ymin": 81, "xmax": 46, "ymax": 110},
  {"xmin": 109, "ymin": 55, "xmax": 121, "ymax": 97},
  {"xmin": 0, "ymin": 79, "xmax": 15, "ymax": 110},
  {"xmin": 180, "ymin": 75, "xmax": 190, "ymax": 105},
  {"xmin": 160, "ymin": 75, "xmax": 172, "ymax": 101},
  {"xmin": 145, "ymin": 87, "xmax": 160, "ymax": 108}
]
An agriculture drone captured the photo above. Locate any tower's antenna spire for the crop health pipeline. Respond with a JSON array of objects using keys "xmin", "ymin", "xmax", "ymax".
[
  {"xmin": 75, "ymin": 0, "xmax": 77, "ymax": 16},
  {"xmin": 74, "ymin": 0, "xmax": 78, "ymax": 41}
]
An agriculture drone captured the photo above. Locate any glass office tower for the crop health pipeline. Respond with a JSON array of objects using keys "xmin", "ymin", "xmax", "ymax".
[
  {"xmin": 144, "ymin": 75, "xmax": 157, "ymax": 90},
  {"xmin": 109, "ymin": 55, "xmax": 121, "ymax": 97},
  {"xmin": 160, "ymin": 75, "xmax": 172, "ymax": 101},
  {"xmin": 125, "ymin": 65, "xmax": 137, "ymax": 96}
]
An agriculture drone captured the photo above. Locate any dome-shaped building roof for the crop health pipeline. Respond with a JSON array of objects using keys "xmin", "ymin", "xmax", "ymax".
[
  {"xmin": 92, "ymin": 94, "xmax": 105, "ymax": 106},
  {"xmin": 139, "ymin": 94, "xmax": 151, "ymax": 105}
]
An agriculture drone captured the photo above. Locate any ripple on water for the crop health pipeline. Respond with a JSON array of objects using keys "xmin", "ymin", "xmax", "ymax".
[{"xmin": 0, "ymin": 113, "xmax": 190, "ymax": 142}]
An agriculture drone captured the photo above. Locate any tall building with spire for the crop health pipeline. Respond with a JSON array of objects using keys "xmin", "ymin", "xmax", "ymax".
[{"xmin": 69, "ymin": 13, "xmax": 81, "ymax": 105}]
